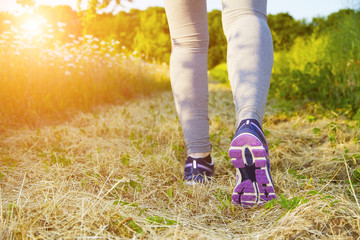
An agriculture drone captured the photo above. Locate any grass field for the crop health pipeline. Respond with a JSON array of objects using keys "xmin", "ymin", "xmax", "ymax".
[
  {"xmin": 0, "ymin": 10, "xmax": 359, "ymax": 239},
  {"xmin": 0, "ymin": 20, "xmax": 170, "ymax": 129},
  {"xmin": 1, "ymin": 83, "xmax": 359, "ymax": 239}
]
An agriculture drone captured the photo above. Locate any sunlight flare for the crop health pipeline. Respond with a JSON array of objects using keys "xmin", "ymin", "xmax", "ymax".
[{"xmin": 20, "ymin": 15, "xmax": 46, "ymax": 38}]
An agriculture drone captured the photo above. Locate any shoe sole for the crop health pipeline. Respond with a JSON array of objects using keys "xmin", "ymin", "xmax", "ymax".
[{"xmin": 229, "ymin": 133, "xmax": 275, "ymax": 207}]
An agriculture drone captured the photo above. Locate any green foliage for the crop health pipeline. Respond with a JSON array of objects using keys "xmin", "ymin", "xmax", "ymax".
[
  {"xmin": 306, "ymin": 115, "xmax": 317, "ymax": 123},
  {"xmin": 114, "ymin": 10, "xmax": 140, "ymax": 51},
  {"xmin": 306, "ymin": 190, "xmax": 340, "ymax": 207},
  {"xmin": 346, "ymin": 166, "xmax": 360, "ymax": 199},
  {"xmin": 114, "ymin": 216, "xmax": 143, "ymax": 234},
  {"xmin": 120, "ymin": 154, "xmax": 130, "ymax": 166},
  {"xmin": 288, "ymin": 169, "xmax": 307, "ymax": 180},
  {"xmin": 146, "ymin": 215, "xmax": 178, "ymax": 225},
  {"xmin": 209, "ymin": 63, "xmax": 228, "ymax": 83},
  {"xmin": 268, "ymin": 13, "xmax": 313, "ymax": 51},
  {"xmin": 127, "ymin": 219, "xmax": 143, "ymax": 234},
  {"xmin": 264, "ymin": 198, "xmax": 276, "ymax": 210},
  {"xmin": 265, "ymin": 194, "xmax": 309, "ymax": 216},
  {"xmin": 1, "ymin": 7, "xmax": 359, "ymax": 124},
  {"xmin": 0, "ymin": 172, "xmax": 5, "ymax": 180},
  {"xmin": 166, "ymin": 188, "xmax": 173, "ymax": 201},
  {"xmin": 270, "ymin": 10, "xmax": 360, "ymax": 115},
  {"xmin": 351, "ymin": 167, "xmax": 360, "ymax": 185},
  {"xmin": 133, "ymin": 7, "xmax": 171, "ymax": 63},
  {"xmin": 113, "ymin": 200, "xmax": 138, "ymax": 207},
  {"xmin": 126, "ymin": 179, "xmax": 142, "ymax": 192},
  {"xmin": 208, "ymin": 10, "xmax": 227, "ymax": 69},
  {"xmin": 208, "ymin": 9, "xmax": 360, "ymax": 115},
  {"xmin": 77, "ymin": 0, "xmax": 132, "ymax": 34},
  {"xmin": 312, "ymin": 9, "xmax": 357, "ymax": 36},
  {"xmin": 214, "ymin": 188, "xmax": 234, "ymax": 212},
  {"xmin": 313, "ymin": 127, "xmax": 321, "ymax": 135}
]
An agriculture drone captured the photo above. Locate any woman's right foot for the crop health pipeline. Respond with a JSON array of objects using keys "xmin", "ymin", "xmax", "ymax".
[{"xmin": 229, "ymin": 119, "xmax": 275, "ymax": 207}]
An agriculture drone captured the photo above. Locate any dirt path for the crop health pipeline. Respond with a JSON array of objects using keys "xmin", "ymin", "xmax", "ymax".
[{"xmin": 0, "ymin": 84, "xmax": 359, "ymax": 239}]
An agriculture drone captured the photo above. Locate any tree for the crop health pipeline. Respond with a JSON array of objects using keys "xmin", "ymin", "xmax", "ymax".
[
  {"xmin": 36, "ymin": 5, "xmax": 82, "ymax": 41},
  {"xmin": 77, "ymin": 0, "xmax": 131, "ymax": 35},
  {"xmin": 133, "ymin": 7, "xmax": 171, "ymax": 63},
  {"xmin": 207, "ymin": 10, "xmax": 227, "ymax": 69},
  {"xmin": 267, "ymin": 13, "xmax": 312, "ymax": 51},
  {"xmin": 114, "ymin": 10, "xmax": 140, "ymax": 51}
]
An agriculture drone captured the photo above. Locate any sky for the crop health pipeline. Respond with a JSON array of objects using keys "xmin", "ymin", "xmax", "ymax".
[{"xmin": 0, "ymin": 0, "xmax": 358, "ymax": 21}]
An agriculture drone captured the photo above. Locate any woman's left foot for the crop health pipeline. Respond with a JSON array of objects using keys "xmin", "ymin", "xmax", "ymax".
[{"xmin": 183, "ymin": 155, "xmax": 214, "ymax": 185}]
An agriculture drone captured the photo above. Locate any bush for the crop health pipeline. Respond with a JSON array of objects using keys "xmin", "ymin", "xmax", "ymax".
[
  {"xmin": 209, "ymin": 63, "xmax": 229, "ymax": 84},
  {"xmin": 270, "ymin": 11, "xmax": 360, "ymax": 115},
  {"xmin": 208, "ymin": 10, "xmax": 360, "ymax": 117}
]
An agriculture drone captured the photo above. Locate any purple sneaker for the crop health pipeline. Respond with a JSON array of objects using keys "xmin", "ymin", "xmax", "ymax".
[
  {"xmin": 229, "ymin": 119, "xmax": 275, "ymax": 207},
  {"xmin": 183, "ymin": 155, "xmax": 214, "ymax": 185}
]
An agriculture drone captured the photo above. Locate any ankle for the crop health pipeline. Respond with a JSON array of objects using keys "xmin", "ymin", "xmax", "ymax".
[{"xmin": 188, "ymin": 152, "xmax": 210, "ymax": 159}]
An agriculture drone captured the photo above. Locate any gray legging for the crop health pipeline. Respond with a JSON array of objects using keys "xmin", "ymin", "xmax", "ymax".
[{"xmin": 164, "ymin": 0, "xmax": 273, "ymax": 154}]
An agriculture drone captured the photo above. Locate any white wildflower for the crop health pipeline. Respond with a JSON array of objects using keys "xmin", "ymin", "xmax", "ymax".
[
  {"xmin": 10, "ymin": 26, "xmax": 18, "ymax": 33},
  {"xmin": 57, "ymin": 22, "xmax": 66, "ymax": 28}
]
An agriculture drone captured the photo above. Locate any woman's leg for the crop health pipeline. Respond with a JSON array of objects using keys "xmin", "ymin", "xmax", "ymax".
[
  {"xmin": 164, "ymin": 0, "xmax": 211, "ymax": 155},
  {"xmin": 222, "ymin": 0, "xmax": 275, "ymax": 206},
  {"xmin": 222, "ymin": 0, "xmax": 273, "ymax": 128}
]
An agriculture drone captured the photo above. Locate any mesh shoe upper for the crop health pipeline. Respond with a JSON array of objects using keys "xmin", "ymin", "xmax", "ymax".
[
  {"xmin": 234, "ymin": 119, "xmax": 269, "ymax": 154},
  {"xmin": 183, "ymin": 155, "xmax": 214, "ymax": 183}
]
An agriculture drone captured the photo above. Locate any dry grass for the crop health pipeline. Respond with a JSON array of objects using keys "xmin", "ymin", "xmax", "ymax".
[{"xmin": 0, "ymin": 83, "xmax": 359, "ymax": 239}]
